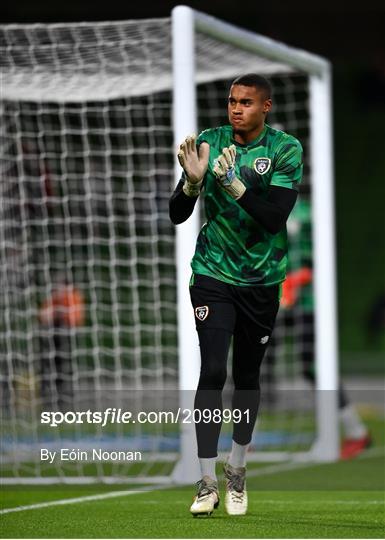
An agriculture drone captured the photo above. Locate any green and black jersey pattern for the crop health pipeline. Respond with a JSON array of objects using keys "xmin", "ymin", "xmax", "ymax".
[
  {"xmin": 286, "ymin": 196, "xmax": 314, "ymax": 310},
  {"xmin": 191, "ymin": 123, "xmax": 303, "ymax": 286}
]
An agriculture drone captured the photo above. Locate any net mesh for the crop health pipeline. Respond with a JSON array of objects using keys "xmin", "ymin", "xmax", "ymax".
[{"xmin": 1, "ymin": 17, "xmax": 316, "ymax": 482}]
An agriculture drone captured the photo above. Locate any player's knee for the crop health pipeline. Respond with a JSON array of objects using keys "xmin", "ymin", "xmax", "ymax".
[
  {"xmin": 233, "ymin": 372, "xmax": 260, "ymax": 390},
  {"xmin": 199, "ymin": 363, "xmax": 227, "ymax": 390}
]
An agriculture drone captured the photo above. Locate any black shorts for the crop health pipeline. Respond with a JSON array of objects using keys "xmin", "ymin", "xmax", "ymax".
[{"xmin": 189, "ymin": 273, "xmax": 280, "ymax": 342}]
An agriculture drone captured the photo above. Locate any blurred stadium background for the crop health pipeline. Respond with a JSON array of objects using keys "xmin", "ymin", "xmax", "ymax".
[
  {"xmin": 1, "ymin": 0, "xmax": 383, "ymax": 478},
  {"xmin": 3, "ymin": 0, "xmax": 384, "ymax": 376}
]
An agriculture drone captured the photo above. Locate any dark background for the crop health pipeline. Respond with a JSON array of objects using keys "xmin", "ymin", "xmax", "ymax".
[{"xmin": 2, "ymin": 0, "xmax": 385, "ymax": 373}]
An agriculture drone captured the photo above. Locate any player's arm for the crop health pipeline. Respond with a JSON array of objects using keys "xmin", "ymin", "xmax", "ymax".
[
  {"xmin": 214, "ymin": 142, "xmax": 302, "ymax": 234},
  {"xmin": 169, "ymin": 175, "xmax": 198, "ymax": 225},
  {"xmin": 169, "ymin": 135, "xmax": 209, "ymax": 225},
  {"xmin": 238, "ymin": 186, "xmax": 298, "ymax": 234}
]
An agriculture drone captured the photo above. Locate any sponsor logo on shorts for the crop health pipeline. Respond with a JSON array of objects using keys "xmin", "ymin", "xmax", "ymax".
[
  {"xmin": 254, "ymin": 157, "xmax": 271, "ymax": 175},
  {"xmin": 260, "ymin": 335, "xmax": 269, "ymax": 344},
  {"xmin": 195, "ymin": 306, "xmax": 209, "ymax": 321}
]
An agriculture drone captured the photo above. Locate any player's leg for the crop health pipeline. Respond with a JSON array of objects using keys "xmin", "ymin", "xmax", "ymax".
[
  {"xmin": 225, "ymin": 284, "xmax": 280, "ymax": 515},
  {"xmin": 190, "ymin": 330, "xmax": 232, "ymax": 515},
  {"xmin": 231, "ymin": 284, "xmax": 280, "ymax": 452},
  {"xmin": 189, "ymin": 274, "xmax": 236, "ymax": 516},
  {"xmin": 194, "ymin": 329, "xmax": 232, "ymax": 461}
]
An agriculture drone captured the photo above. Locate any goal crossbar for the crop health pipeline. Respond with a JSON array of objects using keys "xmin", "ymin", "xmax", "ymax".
[{"xmin": 193, "ymin": 9, "xmax": 330, "ymax": 76}]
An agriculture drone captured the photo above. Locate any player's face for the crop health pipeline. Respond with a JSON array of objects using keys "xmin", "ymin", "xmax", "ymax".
[{"xmin": 228, "ymin": 85, "xmax": 272, "ymax": 142}]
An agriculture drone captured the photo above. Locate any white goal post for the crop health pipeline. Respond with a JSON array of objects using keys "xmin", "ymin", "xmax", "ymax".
[
  {"xmin": 0, "ymin": 6, "xmax": 339, "ymax": 486},
  {"xmin": 171, "ymin": 6, "xmax": 339, "ymax": 481}
]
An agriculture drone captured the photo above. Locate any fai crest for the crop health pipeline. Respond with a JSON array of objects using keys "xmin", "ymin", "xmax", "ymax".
[
  {"xmin": 260, "ymin": 335, "xmax": 269, "ymax": 344},
  {"xmin": 195, "ymin": 306, "xmax": 209, "ymax": 321},
  {"xmin": 254, "ymin": 157, "xmax": 271, "ymax": 175}
]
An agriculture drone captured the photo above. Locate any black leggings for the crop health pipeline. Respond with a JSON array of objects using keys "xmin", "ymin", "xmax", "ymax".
[{"xmin": 190, "ymin": 274, "xmax": 279, "ymax": 458}]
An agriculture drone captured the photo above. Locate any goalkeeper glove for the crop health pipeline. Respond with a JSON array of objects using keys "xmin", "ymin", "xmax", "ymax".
[
  {"xmin": 177, "ymin": 135, "xmax": 209, "ymax": 197},
  {"xmin": 213, "ymin": 145, "xmax": 246, "ymax": 200},
  {"xmin": 182, "ymin": 177, "xmax": 202, "ymax": 198}
]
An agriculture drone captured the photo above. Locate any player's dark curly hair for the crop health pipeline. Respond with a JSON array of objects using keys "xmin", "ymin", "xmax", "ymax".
[{"xmin": 231, "ymin": 73, "xmax": 272, "ymax": 100}]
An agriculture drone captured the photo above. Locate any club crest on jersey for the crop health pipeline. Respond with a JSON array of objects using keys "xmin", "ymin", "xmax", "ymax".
[
  {"xmin": 195, "ymin": 306, "xmax": 209, "ymax": 321},
  {"xmin": 254, "ymin": 157, "xmax": 271, "ymax": 175}
]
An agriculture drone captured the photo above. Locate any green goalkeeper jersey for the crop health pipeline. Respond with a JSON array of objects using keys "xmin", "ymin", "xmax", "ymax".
[
  {"xmin": 191, "ymin": 123, "xmax": 303, "ymax": 286},
  {"xmin": 287, "ymin": 196, "xmax": 314, "ymax": 311}
]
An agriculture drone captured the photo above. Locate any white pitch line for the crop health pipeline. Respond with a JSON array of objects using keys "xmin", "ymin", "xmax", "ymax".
[
  {"xmin": 247, "ymin": 446, "xmax": 385, "ymax": 479},
  {"xmin": 2, "ymin": 447, "xmax": 383, "ymax": 515},
  {"xmin": 166, "ymin": 499, "xmax": 384, "ymax": 506},
  {"xmin": 0, "ymin": 486, "xmax": 163, "ymax": 515},
  {"xmin": 248, "ymin": 500, "xmax": 385, "ymax": 505}
]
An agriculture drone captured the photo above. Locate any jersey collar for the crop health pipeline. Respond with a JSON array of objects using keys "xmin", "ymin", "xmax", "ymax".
[{"xmin": 231, "ymin": 124, "xmax": 268, "ymax": 148}]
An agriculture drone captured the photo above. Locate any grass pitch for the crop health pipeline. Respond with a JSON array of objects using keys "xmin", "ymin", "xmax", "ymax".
[
  {"xmin": 1, "ymin": 416, "xmax": 384, "ymax": 539},
  {"xmin": 1, "ymin": 455, "xmax": 384, "ymax": 538}
]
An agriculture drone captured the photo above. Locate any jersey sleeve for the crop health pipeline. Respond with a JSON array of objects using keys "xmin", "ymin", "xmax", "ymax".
[
  {"xmin": 270, "ymin": 138, "xmax": 303, "ymax": 191},
  {"xmin": 196, "ymin": 128, "xmax": 212, "ymax": 146}
]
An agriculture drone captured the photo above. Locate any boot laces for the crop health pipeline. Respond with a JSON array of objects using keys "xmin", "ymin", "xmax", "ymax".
[
  {"xmin": 196, "ymin": 478, "xmax": 217, "ymax": 500},
  {"xmin": 224, "ymin": 467, "xmax": 245, "ymax": 493}
]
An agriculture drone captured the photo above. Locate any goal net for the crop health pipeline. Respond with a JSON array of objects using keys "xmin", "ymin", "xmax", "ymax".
[{"xmin": 0, "ymin": 7, "xmax": 338, "ymax": 484}]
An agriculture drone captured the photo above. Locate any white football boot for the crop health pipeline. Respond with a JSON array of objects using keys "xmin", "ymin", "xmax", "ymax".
[
  {"xmin": 223, "ymin": 462, "xmax": 248, "ymax": 515},
  {"xmin": 190, "ymin": 475, "xmax": 220, "ymax": 517}
]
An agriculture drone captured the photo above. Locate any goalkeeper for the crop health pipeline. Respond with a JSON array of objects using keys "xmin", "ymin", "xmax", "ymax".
[{"xmin": 169, "ymin": 73, "xmax": 303, "ymax": 517}]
